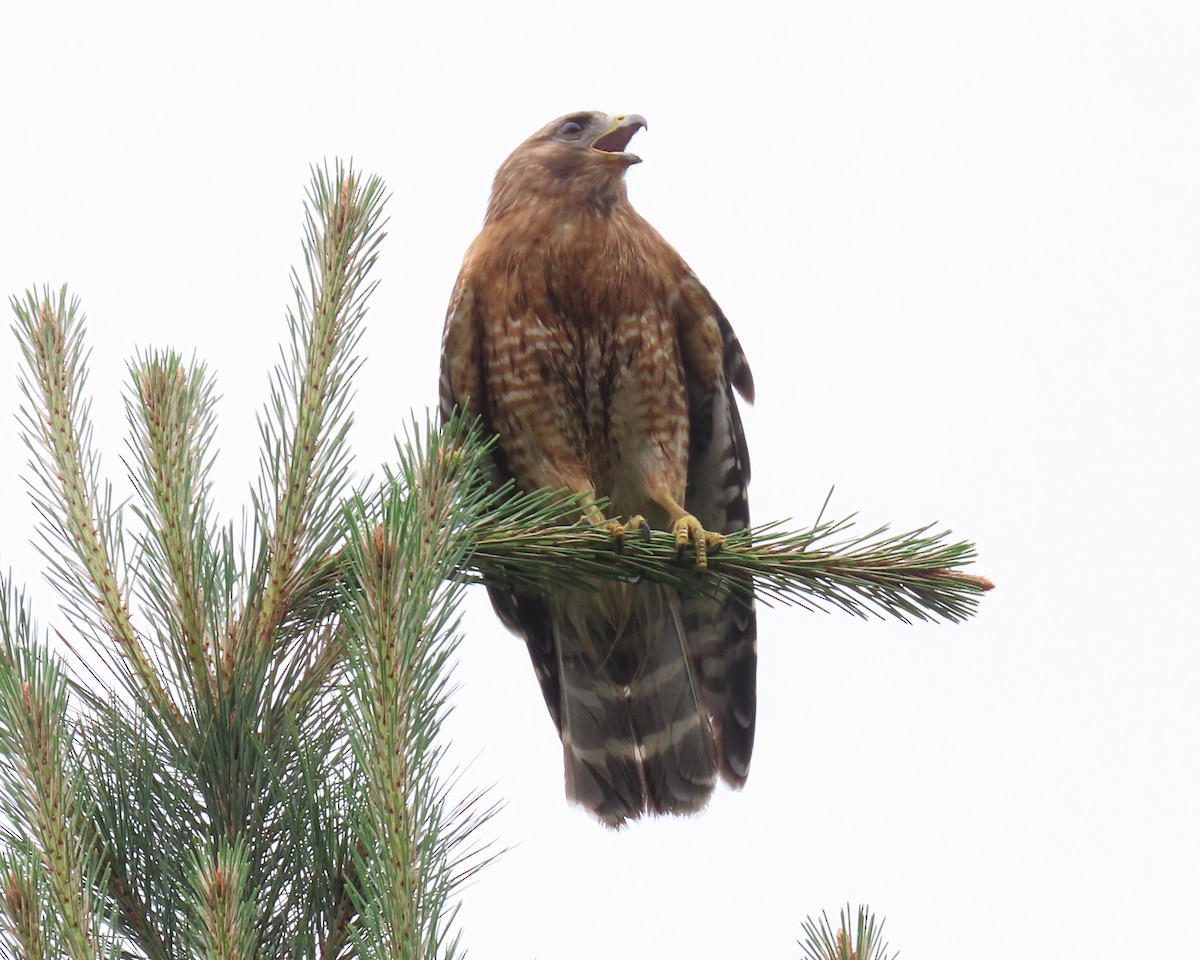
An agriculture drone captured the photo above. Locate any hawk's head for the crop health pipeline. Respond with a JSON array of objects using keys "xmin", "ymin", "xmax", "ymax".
[{"xmin": 486, "ymin": 111, "xmax": 648, "ymax": 223}]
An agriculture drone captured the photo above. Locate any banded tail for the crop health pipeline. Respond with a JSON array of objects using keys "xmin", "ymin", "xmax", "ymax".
[{"xmin": 491, "ymin": 578, "xmax": 753, "ymax": 827}]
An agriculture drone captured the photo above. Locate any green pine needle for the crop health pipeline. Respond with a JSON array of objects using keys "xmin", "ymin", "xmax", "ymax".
[
  {"xmin": 460, "ymin": 471, "xmax": 992, "ymax": 626},
  {"xmin": 799, "ymin": 904, "xmax": 898, "ymax": 960}
]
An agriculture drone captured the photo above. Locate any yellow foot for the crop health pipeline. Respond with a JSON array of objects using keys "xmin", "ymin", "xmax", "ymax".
[
  {"xmin": 672, "ymin": 513, "xmax": 724, "ymax": 571},
  {"xmin": 603, "ymin": 514, "xmax": 652, "ymax": 553}
]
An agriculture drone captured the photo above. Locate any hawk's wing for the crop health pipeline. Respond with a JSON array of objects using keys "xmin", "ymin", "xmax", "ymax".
[
  {"xmin": 677, "ymin": 275, "xmax": 758, "ymax": 785},
  {"xmin": 438, "ymin": 271, "xmax": 480, "ymax": 427},
  {"xmin": 438, "ymin": 268, "xmax": 565, "ymax": 728}
]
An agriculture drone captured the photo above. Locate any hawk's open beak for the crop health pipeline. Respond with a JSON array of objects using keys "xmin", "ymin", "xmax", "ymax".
[{"xmin": 592, "ymin": 114, "xmax": 648, "ymax": 162}]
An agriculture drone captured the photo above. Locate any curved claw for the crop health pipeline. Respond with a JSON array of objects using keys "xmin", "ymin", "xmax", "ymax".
[
  {"xmin": 604, "ymin": 515, "xmax": 652, "ymax": 554},
  {"xmin": 636, "ymin": 516, "xmax": 652, "ymax": 543},
  {"xmin": 672, "ymin": 513, "xmax": 724, "ymax": 571}
]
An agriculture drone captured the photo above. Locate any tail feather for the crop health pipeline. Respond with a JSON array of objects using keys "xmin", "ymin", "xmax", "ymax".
[
  {"xmin": 556, "ymin": 654, "xmax": 645, "ymax": 825},
  {"xmin": 553, "ymin": 583, "xmax": 726, "ymax": 826},
  {"xmin": 625, "ymin": 592, "xmax": 716, "ymax": 815},
  {"xmin": 680, "ymin": 589, "xmax": 756, "ymax": 786},
  {"xmin": 498, "ymin": 556, "xmax": 756, "ymax": 826}
]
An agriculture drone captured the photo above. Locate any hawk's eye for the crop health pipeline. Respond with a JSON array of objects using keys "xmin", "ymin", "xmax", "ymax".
[{"xmin": 558, "ymin": 119, "xmax": 585, "ymax": 138}]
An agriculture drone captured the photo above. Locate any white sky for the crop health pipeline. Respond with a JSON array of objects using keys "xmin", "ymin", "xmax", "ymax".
[{"xmin": 2, "ymin": 1, "xmax": 1197, "ymax": 957}]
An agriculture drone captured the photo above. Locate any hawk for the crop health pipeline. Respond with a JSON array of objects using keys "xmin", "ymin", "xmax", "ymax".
[{"xmin": 439, "ymin": 111, "xmax": 756, "ymax": 826}]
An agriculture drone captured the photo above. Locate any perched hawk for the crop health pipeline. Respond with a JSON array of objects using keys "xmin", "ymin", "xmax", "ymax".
[{"xmin": 439, "ymin": 111, "xmax": 756, "ymax": 826}]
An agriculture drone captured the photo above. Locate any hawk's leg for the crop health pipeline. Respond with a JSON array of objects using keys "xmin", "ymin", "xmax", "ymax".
[{"xmin": 654, "ymin": 493, "xmax": 723, "ymax": 571}]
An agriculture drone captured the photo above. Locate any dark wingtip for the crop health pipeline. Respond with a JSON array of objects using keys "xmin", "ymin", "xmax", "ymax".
[{"xmin": 732, "ymin": 358, "xmax": 755, "ymax": 404}]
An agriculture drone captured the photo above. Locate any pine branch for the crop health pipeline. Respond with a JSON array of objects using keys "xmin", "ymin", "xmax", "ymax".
[
  {"xmin": 457, "ymin": 482, "xmax": 992, "ymax": 626},
  {"xmin": 294, "ymin": 429, "xmax": 991, "ymax": 634},
  {"xmin": 0, "ymin": 842, "xmax": 49, "ymax": 960},
  {"xmin": 799, "ymin": 904, "xmax": 898, "ymax": 960},
  {"xmin": 11, "ymin": 288, "xmax": 182, "ymax": 732},
  {"xmin": 249, "ymin": 162, "xmax": 387, "ymax": 664},
  {"xmin": 79, "ymin": 703, "xmax": 183, "ymax": 960},
  {"xmin": 125, "ymin": 350, "xmax": 222, "ymax": 712},
  {"xmin": 339, "ymin": 416, "xmax": 498, "ymax": 958},
  {"xmin": 0, "ymin": 579, "xmax": 111, "ymax": 960},
  {"xmin": 189, "ymin": 839, "xmax": 257, "ymax": 960},
  {"xmin": 4, "ymin": 163, "xmax": 392, "ymax": 956}
]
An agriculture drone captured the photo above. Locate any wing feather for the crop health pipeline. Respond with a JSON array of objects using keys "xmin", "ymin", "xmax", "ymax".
[
  {"xmin": 678, "ymin": 275, "xmax": 758, "ymax": 787},
  {"xmin": 439, "ymin": 261, "xmax": 565, "ymax": 730}
]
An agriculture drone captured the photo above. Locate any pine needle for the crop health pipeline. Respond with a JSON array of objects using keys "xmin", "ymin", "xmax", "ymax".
[{"xmin": 462, "ymin": 478, "xmax": 993, "ymax": 625}]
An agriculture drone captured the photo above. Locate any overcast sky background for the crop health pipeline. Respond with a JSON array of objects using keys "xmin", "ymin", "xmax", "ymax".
[{"xmin": 2, "ymin": 2, "xmax": 1197, "ymax": 957}]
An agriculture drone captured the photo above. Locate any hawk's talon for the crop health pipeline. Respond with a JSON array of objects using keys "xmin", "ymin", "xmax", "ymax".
[
  {"xmin": 603, "ymin": 519, "xmax": 628, "ymax": 552},
  {"xmin": 604, "ymin": 515, "xmax": 651, "ymax": 554},
  {"xmin": 671, "ymin": 513, "xmax": 724, "ymax": 572},
  {"xmin": 634, "ymin": 515, "xmax": 652, "ymax": 543}
]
